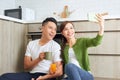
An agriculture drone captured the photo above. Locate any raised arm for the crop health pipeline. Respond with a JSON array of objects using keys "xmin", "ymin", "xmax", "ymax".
[{"xmin": 96, "ymin": 13, "xmax": 105, "ymax": 36}]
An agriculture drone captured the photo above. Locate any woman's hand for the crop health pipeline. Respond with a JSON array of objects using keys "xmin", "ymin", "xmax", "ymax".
[
  {"xmin": 96, "ymin": 13, "xmax": 105, "ymax": 36},
  {"xmin": 96, "ymin": 13, "xmax": 104, "ymax": 29}
]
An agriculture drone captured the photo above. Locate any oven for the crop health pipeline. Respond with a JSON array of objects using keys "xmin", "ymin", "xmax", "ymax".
[{"xmin": 27, "ymin": 23, "xmax": 62, "ymax": 44}]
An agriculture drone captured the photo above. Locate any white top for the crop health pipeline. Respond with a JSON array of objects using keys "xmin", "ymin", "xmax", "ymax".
[
  {"xmin": 25, "ymin": 39, "xmax": 61, "ymax": 73},
  {"xmin": 63, "ymin": 48, "xmax": 81, "ymax": 78},
  {"xmin": 68, "ymin": 48, "xmax": 81, "ymax": 68}
]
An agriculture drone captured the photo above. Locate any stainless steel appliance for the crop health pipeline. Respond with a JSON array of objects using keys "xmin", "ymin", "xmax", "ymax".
[{"xmin": 27, "ymin": 24, "xmax": 62, "ymax": 44}]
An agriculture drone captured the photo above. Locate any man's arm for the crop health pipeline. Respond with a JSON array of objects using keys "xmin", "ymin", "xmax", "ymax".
[
  {"xmin": 24, "ymin": 56, "xmax": 39, "ymax": 70},
  {"xmin": 24, "ymin": 52, "xmax": 45, "ymax": 70}
]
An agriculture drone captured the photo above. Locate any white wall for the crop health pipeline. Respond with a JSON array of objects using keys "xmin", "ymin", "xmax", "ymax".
[
  {"xmin": 15, "ymin": 0, "xmax": 120, "ymax": 21},
  {"xmin": 0, "ymin": 0, "xmax": 16, "ymax": 15}
]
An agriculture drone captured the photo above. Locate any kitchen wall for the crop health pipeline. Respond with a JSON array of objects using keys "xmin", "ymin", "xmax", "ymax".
[
  {"xmin": 0, "ymin": 0, "xmax": 16, "ymax": 15},
  {"xmin": 0, "ymin": 0, "xmax": 120, "ymax": 21},
  {"xmin": 15, "ymin": 0, "xmax": 120, "ymax": 21}
]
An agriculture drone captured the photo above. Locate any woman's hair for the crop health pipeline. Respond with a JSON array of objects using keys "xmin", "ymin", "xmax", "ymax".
[
  {"xmin": 60, "ymin": 21, "xmax": 74, "ymax": 63},
  {"xmin": 60, "ymin": 21, "xmax": 74, "ymax": 32}
]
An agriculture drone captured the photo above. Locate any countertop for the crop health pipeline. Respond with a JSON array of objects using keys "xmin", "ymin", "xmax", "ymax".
[
  {"xmin": 0, "ymin": 15, "xmax": 25, "ymax": 23},
  {"xmin": 0, "ymin": 15, "xmax": 120, "ymax": 24}
]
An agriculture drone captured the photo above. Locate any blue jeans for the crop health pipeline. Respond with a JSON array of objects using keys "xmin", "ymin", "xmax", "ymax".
[{"xmin": 63, "ymin": 63, "xmax": 94, "ymax": 80}]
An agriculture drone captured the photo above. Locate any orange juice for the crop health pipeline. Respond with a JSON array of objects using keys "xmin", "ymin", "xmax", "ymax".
[{"xmin": 50, "ymin": 63, "xmax": 56, "ymax": 73}]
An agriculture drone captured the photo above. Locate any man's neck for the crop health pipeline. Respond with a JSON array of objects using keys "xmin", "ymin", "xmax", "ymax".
[{"xmin": 39, "ymin": 37, "xmax": 51, "ymax": 46}]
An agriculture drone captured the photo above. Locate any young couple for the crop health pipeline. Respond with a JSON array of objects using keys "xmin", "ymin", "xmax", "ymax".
[{"xmin": 0, "ymin": 14, "xmax": 104, "ymax": 80}]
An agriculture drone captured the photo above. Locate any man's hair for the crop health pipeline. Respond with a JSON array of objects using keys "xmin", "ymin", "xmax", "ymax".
[{"xmin": 42, "ymin": 17, "xmax": 57, "ymax": 26}]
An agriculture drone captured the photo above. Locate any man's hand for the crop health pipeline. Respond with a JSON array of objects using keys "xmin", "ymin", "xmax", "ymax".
[
  {"xmin": 39, "ymin": 52, "xmax": 45, "ymax": 60},
  {"xmin": 36, "ymin": 62, "xmax": 63, "ymax": 80},
  {"xmin": 24, "ymin": 52, "xmax": 45, "ymax": 70},
  {"xmin": 49, "ymin": 63, "xmax": 57, "ymax": 74},
  {"xmin": 31, "ymin": 78, "xmax": 34, "ymax": 80},
  {"xmin": 36, "ymin": 76, "xmax": 44, "ymax": 80}
]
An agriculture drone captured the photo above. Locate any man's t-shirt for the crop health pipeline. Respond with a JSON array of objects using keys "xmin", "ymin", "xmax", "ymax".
[{"xmin": 25, "ymin": 39, "xmax": 61, "ymax": 73}]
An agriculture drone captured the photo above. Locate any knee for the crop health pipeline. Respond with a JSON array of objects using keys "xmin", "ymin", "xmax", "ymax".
[
  {"xmin": 65, "ymin": 63, "xmax": 75, "ymax": 70},
  {"xmin": 64, "ymin": 63, "xmax": 77, "ymax": 76}
]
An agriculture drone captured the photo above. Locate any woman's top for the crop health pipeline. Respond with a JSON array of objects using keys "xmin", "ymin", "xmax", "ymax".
[
  {"xmin": 68, "ymin": 48, "xmax": 81, "ymax": 68},
  {"xmin": 62, "ymin": 34, "xmax": 103, "ymax": 71}
]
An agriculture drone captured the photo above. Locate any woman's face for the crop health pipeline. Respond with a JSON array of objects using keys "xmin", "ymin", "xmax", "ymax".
[{"xmin": 61, "ymin": 23, "xmax": 75, "ymax": 40}]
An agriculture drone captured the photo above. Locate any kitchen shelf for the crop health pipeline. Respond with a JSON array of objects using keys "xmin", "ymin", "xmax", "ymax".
[{"xmin": 89, "ymin": 53, "xmax": 120, "ymax": 56}]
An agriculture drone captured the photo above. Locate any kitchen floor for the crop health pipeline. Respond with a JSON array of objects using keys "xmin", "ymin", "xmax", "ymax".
[{"xmin": 95, "ymin": 77, "xmax": 120, "ymax": 80}]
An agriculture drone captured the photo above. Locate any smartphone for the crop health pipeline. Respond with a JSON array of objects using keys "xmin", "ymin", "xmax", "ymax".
[
  {"xmin": 87, "ymin": 12, "xmax": 108, "ymax": 22},
  {"xmin": 87, "ymin": 12, "xmax": 97, "ymax": 22}
]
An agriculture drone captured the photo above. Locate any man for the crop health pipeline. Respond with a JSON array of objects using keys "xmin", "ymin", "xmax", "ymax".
[{"xmin": 0, "ymin": 17, "xmax": 63, "ymax": 80}]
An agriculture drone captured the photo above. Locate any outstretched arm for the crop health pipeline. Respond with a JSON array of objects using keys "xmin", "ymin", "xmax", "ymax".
[{"xmin": 96, "ymin": 13, "xmax": 105, "ymax": 36}]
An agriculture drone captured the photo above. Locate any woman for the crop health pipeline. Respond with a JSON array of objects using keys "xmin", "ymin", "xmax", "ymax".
[{"xmin": 60, "ymin": 14, "xmax": 104, "ymax": 80}]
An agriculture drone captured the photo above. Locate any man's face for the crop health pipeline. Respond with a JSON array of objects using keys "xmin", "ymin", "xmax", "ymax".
[{"xmin": 41, "ymin": 21, "xmax": 57, "ymax": 40}]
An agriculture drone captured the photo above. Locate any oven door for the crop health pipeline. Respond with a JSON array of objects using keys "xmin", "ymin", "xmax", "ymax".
[{"xmin": 27, "ymin": 32, "xmax": 62, "ymax": 44}]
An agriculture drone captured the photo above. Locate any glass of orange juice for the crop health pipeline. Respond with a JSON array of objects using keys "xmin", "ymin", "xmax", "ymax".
[{"xmin": 50, "ymin": 63, "xmax": 56, "ymax": 73}]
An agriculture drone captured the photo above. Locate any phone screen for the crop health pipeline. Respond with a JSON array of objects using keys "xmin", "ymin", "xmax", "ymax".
[{"xmin": 87, "ymin": 13, "xmax": 97, "ymax": 22}]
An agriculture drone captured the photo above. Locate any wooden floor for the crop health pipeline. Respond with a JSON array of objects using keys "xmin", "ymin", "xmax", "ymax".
[{"xmin": 95, "ymin": 77, "xmax": 120, "ymax": 80}]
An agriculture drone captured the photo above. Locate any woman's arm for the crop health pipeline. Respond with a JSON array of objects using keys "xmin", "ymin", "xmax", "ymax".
[
  {"xmin": 96, "ymin": 14, "xmax": 105, "ymax": 36},
  {"xmin": 85, "ymin": 14, "xmax": 105, "ymax": 47}
]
